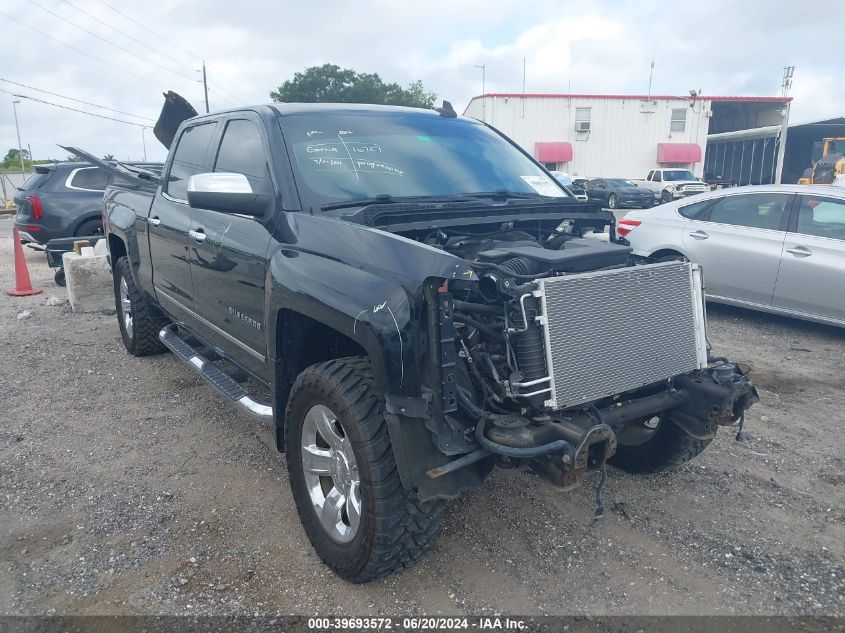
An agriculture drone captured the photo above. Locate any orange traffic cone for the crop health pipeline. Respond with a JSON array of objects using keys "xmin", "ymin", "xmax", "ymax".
[{"xmin": 5, "ymin": 227, "xmax": 43, "ymax": 296}]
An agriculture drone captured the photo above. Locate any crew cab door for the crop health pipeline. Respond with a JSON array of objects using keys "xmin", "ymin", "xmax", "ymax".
[
  {"xmin": 644, "ymin": 170, "xmax": 659, "ymax": 194},
  {"xmin": 681, "ymin": 191, "xmax": 791, "ymax": 305},
  {"xmin": 186, "ymin": 117, "xmax": 275, "ymax": 375},
  {"xmin": 150, "ymin": 121, "xmax": 218, "ymax": 316},
  {"xmin": 773, "ymin": 193, "xmax": 845, "ymax": 322}
]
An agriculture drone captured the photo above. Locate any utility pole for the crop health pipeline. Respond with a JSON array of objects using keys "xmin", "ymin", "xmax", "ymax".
[
  {"xmin": 473, "ymin": 64, "xmax": 486, "ymax": 121},
  {"xmin": 141, "ymin": 127, "xmax": 148, "ymax": 161},
  {"xmin": 12, "ymin": 100, "xmax": 26, "ymax": 177},
  {"xmin": 781, "ymin": 66, "xmax": 795, "ymax": 97},
  {"xmin": 202, "ymin": 60, "xmax": 210, "ymax": 113},
  {"xmin": 647, "ymin": 60, "xmax": 655, "ymax": 101}
]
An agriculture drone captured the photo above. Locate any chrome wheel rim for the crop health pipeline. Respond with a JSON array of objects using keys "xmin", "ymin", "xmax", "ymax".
[
  {"xmin": 119, "ymin": 277, "xmax": 133, "ymax": 338},
  {"xmin": 300, "ymin": 404, "xmax": 361, "ymax": 543}
]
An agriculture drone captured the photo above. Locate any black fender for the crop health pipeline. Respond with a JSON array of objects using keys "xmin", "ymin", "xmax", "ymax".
[
  {"xmin": 265, "ymin": 211, "xmax": 475, "ymax": 397},
  {"xmin": 103, "ymin": 187, "xmax": 157, "ymax": 302},
  {"xmin": 264, "ymin": 212, "xmax": 480, "ymax": 496}
]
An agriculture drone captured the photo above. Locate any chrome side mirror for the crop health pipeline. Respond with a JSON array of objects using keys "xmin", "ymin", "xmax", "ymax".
[{"xmin": 187, "ymin": 172, "xmax": 266, "ymax": 215}]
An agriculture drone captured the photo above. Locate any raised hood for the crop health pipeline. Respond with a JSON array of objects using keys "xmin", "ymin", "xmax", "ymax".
[{"xmin": 153, "ymin": 91, "xmax": 198, "ymax": 149}]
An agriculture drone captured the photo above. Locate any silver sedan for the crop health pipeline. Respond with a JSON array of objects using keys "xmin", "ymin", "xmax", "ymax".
[{"xmin": 619, "ymin": 184, "xmax": 845, "ymax": 327}]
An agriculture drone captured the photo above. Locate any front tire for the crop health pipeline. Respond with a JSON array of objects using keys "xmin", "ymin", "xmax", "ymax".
[
  {"xmin": 285, "ymin": 357, "xmax": 444, "ymax": 583},
  {"xmin": 607, "ymin": 193, "xmax": 617, "ymax": 209},
  {"xmin": 113, "ymin": 256, "xmax": 168, "ymax": 356},
  {"xmin": 610, "ymin": 415, "xmax": 712, "ymax": 473},
  {"xmin": 661, "ymin": 190, "xmax": 673, "ymax": 205}
]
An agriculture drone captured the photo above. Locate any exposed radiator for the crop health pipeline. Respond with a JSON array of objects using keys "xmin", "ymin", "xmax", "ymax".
[{"xmin": 535, "ymin": 262, "xmax": 707, "ymax": 410}]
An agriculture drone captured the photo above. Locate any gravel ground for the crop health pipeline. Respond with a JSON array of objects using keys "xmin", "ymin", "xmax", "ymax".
[{"xmin": 1, "ymin": 214, "xmax": 843, "ymax": 617}]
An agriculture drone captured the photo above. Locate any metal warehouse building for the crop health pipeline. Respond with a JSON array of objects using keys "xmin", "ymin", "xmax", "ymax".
[{"xmin": 464, "ymin": 93, "xmax": 792, "ymax": 184}]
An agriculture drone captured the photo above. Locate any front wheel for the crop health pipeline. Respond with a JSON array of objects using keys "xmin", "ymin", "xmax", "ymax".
[
  {"xmin": 607, "ymin": 193, "xmax": 617, "ymax": 209},
  {"xmin": 113, "ymin": 256, "xmax": 168, "ymax": 356},
  {"xmin": 610, "ymin": 415, "xmax": 712, "ymax": 473},
  {"xmin": 661, "ymin": 190, "xmax": 673, "ymax": 205},
  {"xmin": 285, "ymin": 357, "xmax": 444, "ymax": 583}
]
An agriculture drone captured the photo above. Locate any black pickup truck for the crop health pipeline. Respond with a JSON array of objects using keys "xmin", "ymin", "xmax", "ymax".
[{"xmin": 87, "ymin": 93, "xmax": 756, "ymax": 583}]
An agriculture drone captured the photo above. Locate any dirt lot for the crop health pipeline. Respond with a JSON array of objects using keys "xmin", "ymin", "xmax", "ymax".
[{"xmin": 1, "ymin": 214, "xmax": 843, "ymax": 617}]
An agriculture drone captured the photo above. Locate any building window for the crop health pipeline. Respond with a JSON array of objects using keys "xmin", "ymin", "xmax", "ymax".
[
  {"xmin": 575, "ymin": 107, "xmax": 591, "ymax": 133},
  {"xmin": 670, "ymin": 108, "xmax": 687, "ymax": 133}
]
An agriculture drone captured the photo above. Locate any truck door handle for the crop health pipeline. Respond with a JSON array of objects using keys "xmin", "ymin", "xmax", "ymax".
[
  {"xmin": 688, "ymin": 230, "xmax": 709, "ymax": 240},
  {"xmin": 785, "ymin": 245, "xmax": 811, "ymax": 258},
  {"xmin": 148, "ymin": 216, "xmax": 161, "ymax": 226},
  {"xmin": 188, "ymin": 229, "xmax": 207, "ymax": 243}
]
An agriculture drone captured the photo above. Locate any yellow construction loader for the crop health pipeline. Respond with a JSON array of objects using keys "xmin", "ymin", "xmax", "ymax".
[{"xmin": 799, "ymin": 137, "xmax": 845, "ymax": 184}]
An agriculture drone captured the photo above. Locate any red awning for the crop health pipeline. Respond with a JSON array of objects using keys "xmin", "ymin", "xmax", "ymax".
[
  {"xmin": 657, "ymin": 143, "xmax": 702, "ymax": 163},
  {"xmin": 535, "ymin": 142, "xmax": 573, "ymax": 163}
]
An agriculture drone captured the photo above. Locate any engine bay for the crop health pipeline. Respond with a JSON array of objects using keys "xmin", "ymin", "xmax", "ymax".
[{"xmin": 403, "ymin": 218, "xmax": 756, "ymax": 495}]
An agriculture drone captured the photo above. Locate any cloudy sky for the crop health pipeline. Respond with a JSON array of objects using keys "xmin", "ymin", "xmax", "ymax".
[{"xmin": 1, "ymin": 0, "xmax": 842, "ymax": 163}]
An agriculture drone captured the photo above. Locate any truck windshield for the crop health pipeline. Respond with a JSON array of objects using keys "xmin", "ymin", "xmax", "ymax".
[
  {"xmin": 277, "ymin": 112, "xmax": 568, "ymax": 211},
  {"xmin": 663, "ymin": 170, "xmax": 697, "ymax": 181}
]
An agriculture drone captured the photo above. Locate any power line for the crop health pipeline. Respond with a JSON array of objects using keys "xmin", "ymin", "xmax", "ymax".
[
  {"xmin": 1, "ymin": 89, "xmax": 150, "ymax": 128},
  {"xmin": 63, "ymin": 0, "xmax": 243, "ymax": 107},
  {"xmin": 0, "ymin": 9, "xmax": 161, "ymax": 89},
  {"xmin": 61, "ymin": 0, "xmax": 199, "ymax": 78},
  {"xmin": 0, "ymin": 78, "xmax": 155, "ymax": 121},
  {"xmin": 97, "ymin": 0, "xmax": 200, "ymax": 63},
  {"xmin": 25, "ymin": 0, "xmax": 198, "ymax": 83},
  {"xmin": 206, "ymin": 81, "xmax": 241, "ymax": 107}
]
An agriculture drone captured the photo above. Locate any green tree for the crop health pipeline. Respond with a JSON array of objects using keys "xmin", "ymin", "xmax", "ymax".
[
  {"xmin": 103, "ymin": 153, "xmax": 115, "ymax": 160},
  {"xmin": 4, "ymin": 148, "xmax": 30, "ymax": 163},
  {"xmin": 270, "ymin": 64, "xmax": 436, "ymax": 108}
]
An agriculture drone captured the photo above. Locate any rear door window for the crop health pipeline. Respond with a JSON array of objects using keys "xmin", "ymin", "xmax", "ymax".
[
  {"xmin": 165, "ymin": 122, "xmax": 217, "ymax": 201},
  {"xmin": 705, "ymin": 193, "xmax": 791, "ymax": 230},
  {"xmin": 795, "ymin": 195, "xmax": 845, "ymax": 240},
  {"xmin": 678, "ymin": 198, "xmax": 713, "ymax": 219},
  {"xmin": 69, "ymin": 167, "xmax": 109, "ymax": 191}
]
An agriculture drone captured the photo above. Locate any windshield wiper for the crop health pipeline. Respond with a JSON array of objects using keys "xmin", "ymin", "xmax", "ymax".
[
  {"xmin": 321, "ymin": 193, "xmax": 476, "ymax": 211},
  {"xmin": 460, "ymin": 189, "xmax": 545, "ymax": 200}
]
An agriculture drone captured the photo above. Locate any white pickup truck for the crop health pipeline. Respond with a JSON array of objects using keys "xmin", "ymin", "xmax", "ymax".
[{"xmin": 642, "ymin": 168, "xmax": 709, "ymax": 204}]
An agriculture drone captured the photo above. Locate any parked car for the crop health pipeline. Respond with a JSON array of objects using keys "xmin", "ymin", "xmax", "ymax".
[
  {"xmin": 585, "ymin": 178, "xmax": 653, "ymax": 209},
  {"xmin": 703, "ymin": 171, "xmax": 735, "ymax": 190},
  {"xmin": 550, "ymin": 170, "xmax": 588, "ymax": 201},
  {"xmin": 641, "ymin": 168, "xmax": 709, "ymax": 204},
  {"xmin": 619, "ymin": 184, "xmax": 845, "ymax": 327},
  {"xmin": 87, "ymin": 95, "xmax": 754, "ymax": 583},
  {"xmin": 13, "ymin": 161, "xmax": 162, "ymax": 244}
]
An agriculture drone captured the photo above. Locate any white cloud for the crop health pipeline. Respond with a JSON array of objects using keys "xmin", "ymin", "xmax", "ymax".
[{"xmin": 0, "ymin": 0, "xmax": 842, "ymax": 165}]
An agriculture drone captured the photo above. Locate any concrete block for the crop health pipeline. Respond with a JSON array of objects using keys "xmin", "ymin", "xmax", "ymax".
[{"xmin": 62, "ymin": 252, "xmax": 114, "ymax": 313}]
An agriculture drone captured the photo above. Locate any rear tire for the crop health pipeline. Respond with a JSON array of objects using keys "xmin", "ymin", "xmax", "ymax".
[
  {"xmin": 54, "ymin": 268, "xmax": 66, "ymax": 287},
  {"xmin": 607, "ymin": 193, "xmax": 617, "ymax": 209},
  {"xmin": 75, "ymin": 219, "xmax": 104, "ymax": 237},
  {"xmin": 610, "ymin": 415, "xmax": 712, "ymax": 473},
  {"xmin": 285, "ymin": 357, "xmax": 444, "ymax": 583},
  {"xmin": 113, "ymin": 256, "xmax": 168, "ymax": 356}
]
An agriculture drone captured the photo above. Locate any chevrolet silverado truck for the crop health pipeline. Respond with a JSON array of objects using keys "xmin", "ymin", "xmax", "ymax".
[
  {"xmin": 643, "ymin": 168, "xmax": 710, "ymax": 204},
  {"xmin": 83, "ymin": 93, "xmax": 756, "ymax": 583}
]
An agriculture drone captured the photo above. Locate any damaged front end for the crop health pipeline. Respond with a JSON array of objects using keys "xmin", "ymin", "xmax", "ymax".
[{"xmin": 414, "ymin": 231, "xmax": 757, "ymax": 497}]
